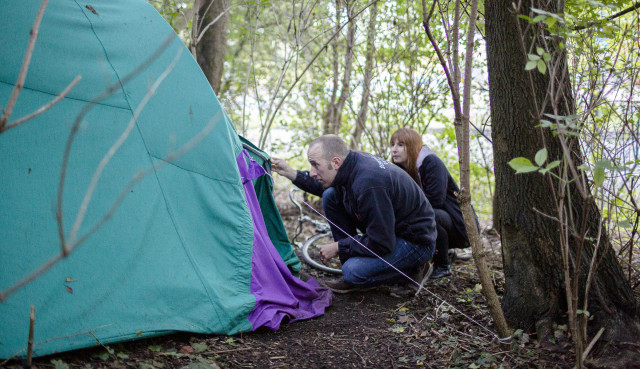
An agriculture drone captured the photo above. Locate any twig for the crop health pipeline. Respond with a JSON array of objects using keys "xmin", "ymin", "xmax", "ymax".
[
  {"xmin": 0, "ymin": 0, "xmax": 49, "ymax": 130},
  {"xmin": 582, "ymin": 327, "xmax": 604, "ymax": 361},
  {"xmin": 0, "ymin": 324, "xmax": 113, "ymax": 365},
  {"xmin": 1, "ymin": 76, "xmax": 82, "ymax": 133},
  {"xmin": 26, "ymin": 306, "xmax": 35, "ymax": 368}
]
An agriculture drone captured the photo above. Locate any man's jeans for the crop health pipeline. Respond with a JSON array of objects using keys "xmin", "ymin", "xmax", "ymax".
[{"xmin": 322, "ymin": 188, "xmax": 433, "ymax": 286}]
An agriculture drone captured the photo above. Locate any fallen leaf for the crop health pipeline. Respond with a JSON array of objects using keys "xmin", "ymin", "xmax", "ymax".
[
  {"xmin": 65, "ymin": 286, "xmax": 73, "ymax": 294},
  {"xmin": 179, "ymin": 345, "xmax": 194, "ymax": 354},
  {"xmin": 191, "ymin": 342, "xmax": 208, "ymax": 353},
  {"xmin": 51, "ymin": 359, "xmax": 70, "ymax": 369}
]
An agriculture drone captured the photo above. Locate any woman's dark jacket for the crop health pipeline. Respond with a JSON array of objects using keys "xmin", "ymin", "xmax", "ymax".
[{"xmin": 416, "ymin": 146, "xmax": 474, "ymax": 246}]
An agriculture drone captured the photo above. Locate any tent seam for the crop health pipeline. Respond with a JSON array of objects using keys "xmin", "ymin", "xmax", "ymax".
[
  {"xmin": 0, "ymin": 80, "xmax": 132, "ymax": 111},
  {"xmin": 148, "ymin": 154, "xmax": 242, "ymax": 186},
  {"xmin": 73, "ymin": 0, "xmax": 223, "ymax": 322}
]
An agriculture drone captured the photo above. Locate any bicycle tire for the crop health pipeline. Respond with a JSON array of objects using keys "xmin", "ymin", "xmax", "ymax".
[{"xmin": 301, "ymin": 232, "xmax": 343, "ymax": 275}]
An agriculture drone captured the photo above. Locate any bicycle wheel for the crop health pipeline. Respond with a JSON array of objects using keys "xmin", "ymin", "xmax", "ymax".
[{"xmin": 301, "ymin": 232, "xmax": 343, "ymax": 275}]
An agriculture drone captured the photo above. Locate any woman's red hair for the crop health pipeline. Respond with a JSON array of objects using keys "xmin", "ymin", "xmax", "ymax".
[{"xmin": 390, "ymin": 128, "xmax": 423, "ymax": 185}]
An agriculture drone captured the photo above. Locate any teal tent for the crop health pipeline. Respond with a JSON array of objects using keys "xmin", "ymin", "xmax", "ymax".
[{"xmin": 0, "ymin": 0, "xmax": 331, "ymax": 359}]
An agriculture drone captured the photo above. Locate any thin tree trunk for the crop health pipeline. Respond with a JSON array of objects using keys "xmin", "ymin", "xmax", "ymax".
[
  {"xmin": 323, "ymin": 0, "xmax": 341, "ymax": 134},
  {"xmin": 196, "ymin": 0, "xmax": 229, "ymax": 95},
  {"xmin": 421, "ymin": 0, "xmax": 511, "ymax": 340},
  {"xmin": 331, "ymin": 0, "xmax": 356, "ymax": 135},
  {"xmin": 486, "ymin": 2, "xmax": 640, "ymax": 367},
  {"xmin": 351, "ymin": 1, "xmax": 377, "ymax": 150}
]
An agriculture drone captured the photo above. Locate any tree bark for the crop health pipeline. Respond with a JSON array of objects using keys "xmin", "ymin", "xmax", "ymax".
[
  {"xmin": 350, "ymin": 1, "xmax": 377, "ymax": 150},
  {"xmin": 330, "ymin": 0, "xmax": 356, "ymax": 135},
  {"xmin": 196, "ymin": 0, "xmax": 229, "ymax": 95},
  {"xmin": 486, "ymin": 2, "xmax": 640, "ymax": 367},
  {"xmin": 323, "ymin": 0, "xmax": 341, "ymax": 134}
]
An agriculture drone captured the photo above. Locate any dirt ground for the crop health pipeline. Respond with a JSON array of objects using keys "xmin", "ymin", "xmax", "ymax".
[{"xmin": 2, "ymin": 190, "xmax": 621, "ymax": 369}]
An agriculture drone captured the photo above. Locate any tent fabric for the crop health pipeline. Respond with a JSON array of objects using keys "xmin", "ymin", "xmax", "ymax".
[
  {"xmin": 0, "ymin": 0, "xmax": 330, "ymax": 359},
  {"xmin": 240, "ymin": 135, "xmax": 301, "ymax": 274},
  {"xmin": 238, "ymin": 153, "xmax": 331, "ymax": 329}
]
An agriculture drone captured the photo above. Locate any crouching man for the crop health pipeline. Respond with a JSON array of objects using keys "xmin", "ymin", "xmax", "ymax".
[{"xmin": 272, "ymin": 134, "xmax": 436, "ymax": 293}]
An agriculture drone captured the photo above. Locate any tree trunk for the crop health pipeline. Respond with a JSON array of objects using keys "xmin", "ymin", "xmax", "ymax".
[
  {"xmin": 323, "ymin": 0, "xmax": 341, "ymax": 135},
  {"xmin": 196, "ymin": 0, "xmax": 229, "ymax": 95},
  {"xmin": 486, "ymin": 2, "xmax": 640, "ymax": 367},
  {"xmin": 331, "ymin": 0, "xmax": 356, "ymax": 135},
  {"xmin": 351, "ymin": 1, "xmax": 377, "ymax": 150}
]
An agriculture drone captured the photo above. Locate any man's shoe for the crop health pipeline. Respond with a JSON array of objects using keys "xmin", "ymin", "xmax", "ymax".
[
  {"xmin": 324, "ymin": 279, "xmax": 376, "ymax": 294},
  {"xmin": 430, "ymin": 265, "xmax": 451, "ymax": 279}
]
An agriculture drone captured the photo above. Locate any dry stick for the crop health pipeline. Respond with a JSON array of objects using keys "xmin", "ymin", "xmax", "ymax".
[
  {"xmin": 26, "ymin": 306, "xmax": 35, "ymax": 368},
  {"xmin": 2, "ymin": 76, "xmax": 82, "ymax": 133},
  {"xmin": 0, "ymin": 0, "xmax": 49, "ymax": 130},
  {"xmin": 582, "ymin": 327, "xmax": 605, "ymax": 362}
]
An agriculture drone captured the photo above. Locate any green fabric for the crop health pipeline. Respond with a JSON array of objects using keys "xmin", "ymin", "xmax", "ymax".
[
  {"xmin": 0, "ymin": 0, "xmax": 256, "ymax": 358},
  {"xmin": 239, "ymin": 136, "xmax": 301, "ymax": 274}
]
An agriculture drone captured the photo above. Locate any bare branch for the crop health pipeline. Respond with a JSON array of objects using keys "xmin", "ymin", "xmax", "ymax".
[
  {"xmin": 1, "ymin": 76, "xmax": 82, "ymax": 133},
  {"xmin": 0, "ymin": 0, "xmax": 49, "ymax": 130}
]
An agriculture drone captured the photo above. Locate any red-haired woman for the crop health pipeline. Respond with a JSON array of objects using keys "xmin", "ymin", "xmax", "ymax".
[{"xmin": 390, "ymin": 128, "xmax": 476, "ymax": 279}]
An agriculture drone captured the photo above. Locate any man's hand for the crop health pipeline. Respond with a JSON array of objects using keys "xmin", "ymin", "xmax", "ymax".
[
  {"xmin": 319, "ymin": 242, "xmax": 339, "ymax": 265},
  {"xmin": 271, "ymin": 157, "xmax": 297, "ymax": 181}
]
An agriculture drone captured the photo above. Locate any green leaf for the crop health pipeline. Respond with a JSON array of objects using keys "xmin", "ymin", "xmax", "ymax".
[
  {"xmin": 518, "ymin": 14, "xmax": 533, "ymax": 22},
  {"xmin": 528, "ymin": 54, "xmax": 541, "ymax": 61},
  {"xmin": 593, "ymin": 167, "xmax": 605, "ymax": 187},
  {"xmin": 576, "ymin": 309, "xmax": 590, "ymax": 317},
  {"xmin": 508, "ymin": 157, "xmax": 539, "ymax": 174},
  {"xmin": 548, "ymin": 160, "xmax": 561, "ymax": 169},
  {"xmin": 148, "ymin": 345, "xmax": 163, "ymax": 352},
  {"xmin": 391, "ymin": 325, "xmax": 405, "ymax": 333},
  {"xmin": 92, "ymin": 351, "xmax": 110, "ymax": 361},
  {"xmin": 525, "ymin": 61, "xmax": 538, "ymax": 71},
  {"xmin": 532, "ymin": 15, "xmax": 547, "ymax": 23},
  {"xmin": 537, "ymin": 60, "xmax": 547, "ymax": 74},
  {"xmin": 469, "ymin": 363, "xmax": 480, "ymax": 369},
  {"xmin": 536, "ymin": 47, "xmax": 544, "ymax": 55},
  {"xmin": 544, "ymin": 17, "xmax": 557, "ymax": 27},
  {"xmin": 192, "ymin": 342, "xmax": 208, "ymax": 353},
  {"xmin": 51, "ymin": 359, "xmax": 70, "ymax": 369},
  {"xmin": 117, "ymin": 352, "xmax": 129, "ymax": 359},
  {"xmin": 595, "ymin": 159, "xmax": 612, "ymax": 170},
  {"xmin": 534, "ymin": 148, "xmax": 548, "ymax": 166},
  {"xmin": 617, "ymin": 219, "xmax": 632, "ymax": 229}
]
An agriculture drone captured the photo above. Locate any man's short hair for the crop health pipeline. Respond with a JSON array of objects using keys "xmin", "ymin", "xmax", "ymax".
[{"xmin": 310, "ymin": 134, "xmax": 349, "ymax": 162}]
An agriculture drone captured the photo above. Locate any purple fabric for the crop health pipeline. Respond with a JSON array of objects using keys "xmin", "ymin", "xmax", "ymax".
[{"xmin": 236, "ymin": 151, "xmax": 333, "ymax": 330}]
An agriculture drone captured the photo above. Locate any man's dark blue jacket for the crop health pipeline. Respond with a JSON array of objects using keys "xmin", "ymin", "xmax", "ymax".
[{"xmin": 292, "ymin": 150, "xmax": 436, "ymax": 262}]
